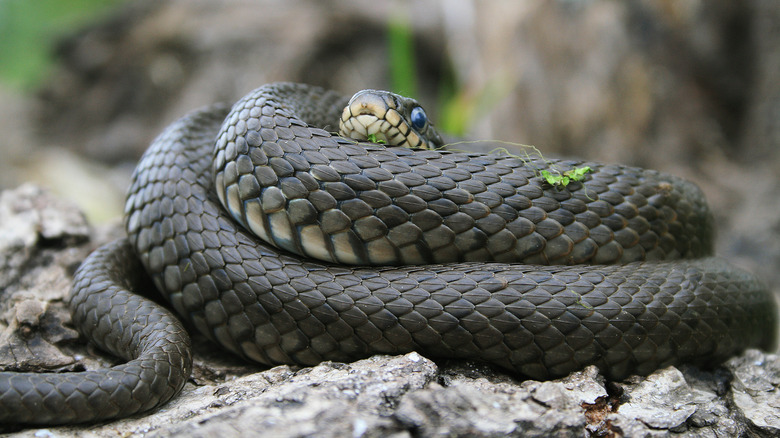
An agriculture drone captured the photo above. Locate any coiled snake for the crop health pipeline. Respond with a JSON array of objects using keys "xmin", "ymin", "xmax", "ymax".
[{"xmin": 1, "ymin": 83, "xmax": 776, "ymax": 425}]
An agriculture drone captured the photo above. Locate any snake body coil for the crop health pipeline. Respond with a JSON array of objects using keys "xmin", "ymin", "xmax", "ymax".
[{"xmin": 1, "ymin": 83, "xmax": 776, "ymax": 425}]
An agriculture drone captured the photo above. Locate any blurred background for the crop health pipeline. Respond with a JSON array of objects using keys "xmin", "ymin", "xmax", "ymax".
[{"xmin": 0, "ymin": 0, "xmax": 778, "ymax": 291}]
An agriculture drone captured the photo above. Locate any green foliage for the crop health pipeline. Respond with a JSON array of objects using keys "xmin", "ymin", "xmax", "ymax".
[
  {"xmin": 540, "ymin": 166, "xmax": 592, "ymax": 189},
  {"xmin": 366, "ymin": 133, "xmax": 385, "ymax": 144},
  {"xmin": 388, "ymin": 12, "xmax": 416, "ymax": 98},
  {"xmin": 0, "ymin": 0, "xmax": 123, "ymax": 90},
  {"xmin": 456, "ymin": 145, "xmax": 592, "ymax": 191}
]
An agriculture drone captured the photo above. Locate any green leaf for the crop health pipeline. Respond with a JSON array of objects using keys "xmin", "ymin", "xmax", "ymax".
[
  {"xmin": 563, "ymin": 166, "xmax": 592, "ymax": 182},
  {"xmin": 367, "ymin": 133, "xmax": 385, "ymax": 144},
  {"xmin": 540, "ymin": 166, "xmax": 591, "ymax": 189},
  {"xmin": 540, "ymin": 170, "xmax": 556, "ymax": 185}
]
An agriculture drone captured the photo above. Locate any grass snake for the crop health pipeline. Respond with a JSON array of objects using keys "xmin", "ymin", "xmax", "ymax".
[{"xmin": 1, "ymin": 82, "xmax": 776, "ymax": 425}]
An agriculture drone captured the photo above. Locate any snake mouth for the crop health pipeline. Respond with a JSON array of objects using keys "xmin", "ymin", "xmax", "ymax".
[{"xmin": 339, "ymin": 90, "xmax": 424, "ymax": 148}]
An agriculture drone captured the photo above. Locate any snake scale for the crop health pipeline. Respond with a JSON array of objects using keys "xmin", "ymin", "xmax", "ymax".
[{"xmin": 1, "ymin": 83, "xmax": 776, "ymax": 425}]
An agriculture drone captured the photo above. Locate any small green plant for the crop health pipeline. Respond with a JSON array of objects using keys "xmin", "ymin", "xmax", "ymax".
[
  {"xmin": 540, "ymin": 166, "xmax": 592, "ymax": 189},
  {"xmin": 459, "ymin": 144, "xmax": 592, "ymax": 191},
  {"xmin": 367, "ymin": 133, "xmax": 386, "ymax": 144}
]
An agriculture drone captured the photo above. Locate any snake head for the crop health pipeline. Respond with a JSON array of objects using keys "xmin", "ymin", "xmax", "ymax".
[{"xmin": 339, "ymin": 89, "xmax": 444, "ymax": 150}]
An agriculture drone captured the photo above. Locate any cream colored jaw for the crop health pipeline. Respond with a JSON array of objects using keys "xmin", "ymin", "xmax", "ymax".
[{"xmin": 339, "ymin": 93, "xmax": 423, "ymax": 148}]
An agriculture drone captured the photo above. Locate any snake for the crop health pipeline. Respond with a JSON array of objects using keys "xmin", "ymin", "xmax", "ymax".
[{"xmin": 0, "ymin": 82, "xmax": 777, "ymax": 425}]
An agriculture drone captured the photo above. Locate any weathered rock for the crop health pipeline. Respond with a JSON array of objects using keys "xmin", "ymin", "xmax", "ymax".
[
  {"xmin": 148, "ymin": 354, "xmax": 436, "ymax": 438},
  {"xmin": 615, "ymin": 368, "xmax": 699, "ymax": 430},
  {"xmin": 727, "ymin": 350, "xmax": 780, "ymax": 434},
  {"xmin": 0, "ymin": 183, "xmax": 89, "ymax": 283},
  {"xmin": 393, "ymin": 365, "xmax": 605, "ymax": 437},
  {"xmin": 602, "ymin": 358, "xmax": 780, "ymax": 437},
  {"xmin": 0, "ymin": 184, "xmax": 91, "ymax": 372}
]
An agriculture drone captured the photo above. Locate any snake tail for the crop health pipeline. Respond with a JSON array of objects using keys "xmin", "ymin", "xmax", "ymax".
[{"xmin": 0, "ymin": 239, "xmax": 192, "ymax": 424}]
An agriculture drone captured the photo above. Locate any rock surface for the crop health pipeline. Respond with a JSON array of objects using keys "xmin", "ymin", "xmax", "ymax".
[
  {"xmin": 1, "ymin": 184, "xmax": 779, "ymax": 437},
  {"xmin": 0, "ymin": 185, "xmax": 90, "ymax": 374}
]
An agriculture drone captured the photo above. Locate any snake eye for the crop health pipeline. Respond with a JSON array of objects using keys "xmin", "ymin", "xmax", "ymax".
[{"xmin": 410, "ymin": 106, "xmax": 427, "ymax": 131}]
